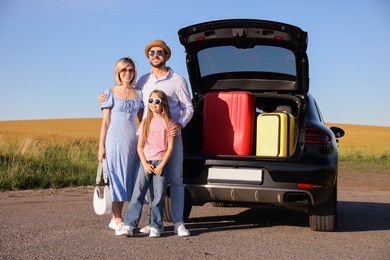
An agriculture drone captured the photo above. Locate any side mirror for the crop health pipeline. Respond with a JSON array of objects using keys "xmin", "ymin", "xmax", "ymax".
[{"xmin": 330, "ymin": 126, "xmax": 345, "ymax": 138}]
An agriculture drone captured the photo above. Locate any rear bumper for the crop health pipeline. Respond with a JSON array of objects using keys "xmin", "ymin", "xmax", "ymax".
[
  {"xmin": 185, "ymin": 183, "xmax": 333, "ymax": 208},
  {"xmin": 187, "ymin": 183, "xmax": 312, "ymax": 204},
  {"xmin": 183, "ymin": 158, "xmax": 337, "ymax": 208}
]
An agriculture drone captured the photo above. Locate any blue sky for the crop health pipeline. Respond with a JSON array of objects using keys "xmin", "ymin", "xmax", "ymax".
[{"xmin": 0, "ymin": 0, "xmax": 389, "ymax": 127}]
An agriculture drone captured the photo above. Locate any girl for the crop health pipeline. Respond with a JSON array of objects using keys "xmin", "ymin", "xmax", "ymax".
[{"xmin": 116, "ymin": 90, "xmax": 174, "ymax": 238}]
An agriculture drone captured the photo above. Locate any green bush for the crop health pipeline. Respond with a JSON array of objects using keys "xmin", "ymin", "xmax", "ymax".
[
  {"xmin": 0, "ymin": 137, "xmax": 97, "ymax": 191},
  {"xmin": 339, "ymin": 152, "xmax": 390, "ymax": 166}
]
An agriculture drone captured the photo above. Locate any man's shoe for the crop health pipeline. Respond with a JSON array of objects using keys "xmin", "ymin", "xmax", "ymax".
[
  {"xmin": 149, "ymin": 227, "xmax": 161, "ymax": 238},
  {"xmin": 115, "ymin": 224, "xmax": 133, "ymax": 236},
  {"xmin": 108, "ymin": 219, "xmax": 117, "ymax": 230},
  {"xmin": 174, "ymin": 223, "xmax": 190, "ymax": 237}
]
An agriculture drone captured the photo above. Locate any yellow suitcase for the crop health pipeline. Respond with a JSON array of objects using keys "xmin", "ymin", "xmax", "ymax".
[{"xmin": 256, "ymin": 112, "xmax": 295, "ymax": 157}]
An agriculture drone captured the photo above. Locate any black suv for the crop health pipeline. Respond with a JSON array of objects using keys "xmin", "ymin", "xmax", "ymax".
[{"xmin": 164, "ymin": 19, "xmax": 344, "ymax": 232}]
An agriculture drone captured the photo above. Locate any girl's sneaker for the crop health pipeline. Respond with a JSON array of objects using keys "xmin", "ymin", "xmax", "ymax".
[
  {"xmin": 115, "ymin": 223, "xmax": 133, "ymax": 236},
  {"xmin": 149, "ymin": 227, "xmax": 161, "ymax": 238},
  {"xmin": 140, "ymin": 225, "xmax": 164, "ymax": 234}
]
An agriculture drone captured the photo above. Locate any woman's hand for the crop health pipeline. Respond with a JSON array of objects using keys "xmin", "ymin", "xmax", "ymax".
[{"xmin": 98, "ymin": 147, "xmax": 106, "ymax": 161}]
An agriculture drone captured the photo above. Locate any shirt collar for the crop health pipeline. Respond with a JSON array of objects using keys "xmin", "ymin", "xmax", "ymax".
[{"xmin": 149, "ymin": 67, "xmax": 173, "ymax": 81}]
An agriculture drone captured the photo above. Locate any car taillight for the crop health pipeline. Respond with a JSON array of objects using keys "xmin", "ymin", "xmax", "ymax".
[
  {"xmin": 304, "ymin": 128, "xmax": 332, "ymax": 144},
  {"xmin": 297, "ymin": 183, "xmax": 329, "ymax": 189}
]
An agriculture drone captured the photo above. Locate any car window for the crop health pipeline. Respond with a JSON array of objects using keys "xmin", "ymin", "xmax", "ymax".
[{"xmin": 198, "ymin": 45, "xmax": 296, "ymax": 77}]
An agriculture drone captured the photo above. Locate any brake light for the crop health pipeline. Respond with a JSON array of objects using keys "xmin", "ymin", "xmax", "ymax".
[
  {"xmin": 274, "ymin": 36, "xmax": 283, "ymax": 40},
  {"xmin": 196, "ymin": 37, "xmax": 206, "ymax": 41},
  {"xmin": 304, "ymin": 128, "xmax": 332, "ymax": 144},
  {"xmin": 297, "ymin": 183, "xmax": 328, "ymax": 189}
]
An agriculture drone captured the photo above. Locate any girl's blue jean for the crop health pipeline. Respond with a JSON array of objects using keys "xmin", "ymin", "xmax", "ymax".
[
  {"xmin": 149, "ymin": 135, "xmax": 184, "ymax": 224},
  {"xmin": 124, "ymin": 160, "xmax": 168, "ymax": 230}
]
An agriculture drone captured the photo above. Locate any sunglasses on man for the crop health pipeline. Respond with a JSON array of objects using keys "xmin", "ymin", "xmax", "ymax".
[{"xmin": 148, "ymin": 50, "xmax": 164, "ymax": 57}]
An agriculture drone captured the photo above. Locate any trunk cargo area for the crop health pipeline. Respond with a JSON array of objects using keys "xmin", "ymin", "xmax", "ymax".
[{"xmin": 183, "ymin": 92, "xmax": 301, "ymax": 158}]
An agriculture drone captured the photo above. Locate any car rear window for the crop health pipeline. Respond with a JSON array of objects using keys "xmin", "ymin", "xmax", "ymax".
[{"xmin": 198, "ymin": 45, "xmax": 296, "ymax": 77}]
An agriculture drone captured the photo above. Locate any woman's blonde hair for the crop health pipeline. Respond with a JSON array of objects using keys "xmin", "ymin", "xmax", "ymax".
[
  {"xmin": 114, "ymin": 57, "xmax": 137, "ymax": 86},
  {"xmin": 142, "ymin": 90, "xmax": 172, "ymax": 143}
]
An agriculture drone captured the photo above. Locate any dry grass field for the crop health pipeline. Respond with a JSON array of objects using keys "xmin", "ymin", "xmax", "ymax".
[
  {"xmin": 0, "ymin": 119, "xmax": 389, "ymax": 156},
  {"xmin": 326, "ymin": 123, "xmax": 390, "ymax": 174},
  {"xmin": 0, "ymin": 118, "xmax": 101, "ymax": 143},
  {"xmin": 327, "ymin": 123, "xmax": 390, "ymax": 157},
  {"xmin": 0, "ymin": 118, "xmax": 388, "ymax": 155},
  {"xmin": 0, "ymin": 119, "xmax": 388, "ymax": 191},
  {"xmin": 0, "ymin": 119, "xmax": 102, "ymax": 190}
]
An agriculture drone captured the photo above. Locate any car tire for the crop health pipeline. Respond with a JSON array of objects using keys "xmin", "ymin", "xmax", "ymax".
[
  {"xmin": 164, "ymin": 188, "xmax": 192, "ymax": 222},
  {"xmin": 309, "ymin": 185, "xmax": 337, "ymax": 232}
]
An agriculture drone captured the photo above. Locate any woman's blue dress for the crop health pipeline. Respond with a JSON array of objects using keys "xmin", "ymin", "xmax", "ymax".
[{"xmin": 101, "ymin": 88, "xmax": 143, "ymax": 201}]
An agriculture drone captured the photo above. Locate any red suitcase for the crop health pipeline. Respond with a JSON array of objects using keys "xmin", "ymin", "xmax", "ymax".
[{"xmin": 202, "ymin": 91, "xmax": 255, "ymax": 155}]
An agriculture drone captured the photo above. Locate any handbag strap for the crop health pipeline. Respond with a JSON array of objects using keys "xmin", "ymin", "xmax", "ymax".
[{"xmin": 95, "ymin": 159, "xmax": 109, "ymax": 185}]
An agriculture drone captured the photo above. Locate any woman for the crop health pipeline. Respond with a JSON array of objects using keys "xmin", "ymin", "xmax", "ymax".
[{"xmin": 98, "ymin": 57, "xmax": 143, "ymax": 233}]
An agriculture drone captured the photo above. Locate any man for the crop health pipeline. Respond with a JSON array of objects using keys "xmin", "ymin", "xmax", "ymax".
[{"xmin": 100, "ymin": 40, "xmax": 194, "ymax": 237}]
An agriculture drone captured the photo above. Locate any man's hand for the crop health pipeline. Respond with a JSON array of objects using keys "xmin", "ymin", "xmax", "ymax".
[
  {"xmin": 169, "ymin": 122, "xmax": 182, "ymax": 136},
  {"xmin": 98, "ymin": 92, "xmax": 108, "ymax": 105}
]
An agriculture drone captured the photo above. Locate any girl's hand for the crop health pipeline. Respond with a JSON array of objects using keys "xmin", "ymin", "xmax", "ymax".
[
  {"xmin": 143, "ymin": 163, "xmax": 155, "ymax": 175},
  {"xmin": 153, "ymin": 165, "xmax": 164, "ymax": 176}
]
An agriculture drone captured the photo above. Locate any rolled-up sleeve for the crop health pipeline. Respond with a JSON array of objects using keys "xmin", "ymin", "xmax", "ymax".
[{"xmin": 176, "ymin": 78, "xmax": 194, "ymax": 128}]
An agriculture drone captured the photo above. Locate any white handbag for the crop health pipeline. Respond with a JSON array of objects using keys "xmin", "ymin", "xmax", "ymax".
[{"xmin": 93, "ymin": 159, "xmax": 112, "ymax": 215}]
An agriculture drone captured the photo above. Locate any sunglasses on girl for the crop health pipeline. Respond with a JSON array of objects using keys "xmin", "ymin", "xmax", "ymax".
[
  {"xmin": 148, "ymin": 98, "xmax": 163, "ymax": 105},
  {"xmin": 148, "ymin": 50, "xmax": 164, "ymax": 57}
]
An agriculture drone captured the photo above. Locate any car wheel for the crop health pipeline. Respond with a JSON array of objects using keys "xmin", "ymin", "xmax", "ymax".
[
  {"xmin": 164, "ymin": 188, "xmax": 192, "ymax": 222},
  {"xmin": 309, "ymin": 185, "xmax": 337, "ymax": 232}
]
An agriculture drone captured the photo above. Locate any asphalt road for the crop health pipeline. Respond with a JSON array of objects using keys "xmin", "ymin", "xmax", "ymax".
[{"xmin": 0, "ymin": 171, "xmax": 389, "ymax": 260}]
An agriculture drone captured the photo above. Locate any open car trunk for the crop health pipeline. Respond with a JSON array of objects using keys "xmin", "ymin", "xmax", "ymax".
[{"xmin": 182, "ymin": 92, "xmax": 303, "ymax": 158}]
